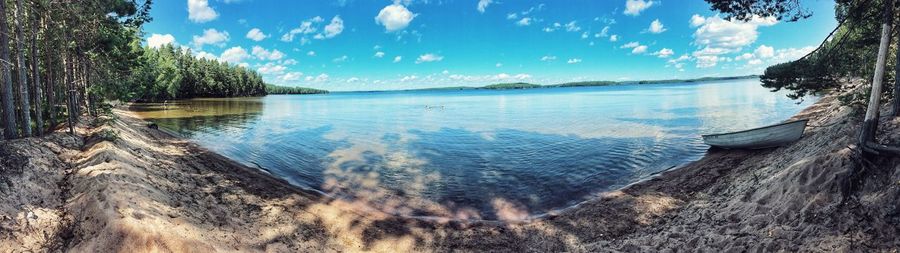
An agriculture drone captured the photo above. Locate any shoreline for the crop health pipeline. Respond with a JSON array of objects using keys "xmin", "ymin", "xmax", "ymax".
[{"xmin": 2, "ymin": 82, "xmax": 899, "ymax": 251}]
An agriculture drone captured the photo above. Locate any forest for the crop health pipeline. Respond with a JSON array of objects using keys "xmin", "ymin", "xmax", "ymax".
[{"xmin": 0, "ymin": 0, "xmax": 329, "ymax": 141}]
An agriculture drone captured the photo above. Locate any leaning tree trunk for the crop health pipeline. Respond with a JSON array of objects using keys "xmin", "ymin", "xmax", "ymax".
[
  {"xmin": 0, "ymin": 0, "xmax": 17, "ymax": 139},
  {"xmin": 30, "ymin": 3, "xmax": 42, "ymax": 135},
  {"xmin": 13, "ymin": 0, "xmax": 31, "ymax": 137},
  {"xmin": 860, "ymin": 0, "xmax": 895, "ymax": 145}
]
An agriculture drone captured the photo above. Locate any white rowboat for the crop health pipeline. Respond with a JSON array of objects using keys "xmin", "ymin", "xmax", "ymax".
[{"xmin": 702, "ymin": 119, "xmax": 809, "ymax": 149}]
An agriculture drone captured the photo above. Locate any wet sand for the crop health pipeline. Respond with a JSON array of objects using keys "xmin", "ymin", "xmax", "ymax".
[{"xmin": 1, "ymin": 83, "xmax": 899, "ymax": 252}]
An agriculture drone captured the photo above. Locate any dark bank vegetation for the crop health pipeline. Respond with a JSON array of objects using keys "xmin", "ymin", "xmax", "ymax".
[{"xmin": 266, "ymin": 84, "xmax": 329, "ymax": 95}]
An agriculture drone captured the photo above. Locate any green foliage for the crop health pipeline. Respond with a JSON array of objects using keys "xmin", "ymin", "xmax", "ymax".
[
  {"xmin": 125, "ymin": 44, "xmax": 268, "ymax": 101},
  {"xmin": 266, "ymin": 85, "xmax": 329, "ymax": 95}
]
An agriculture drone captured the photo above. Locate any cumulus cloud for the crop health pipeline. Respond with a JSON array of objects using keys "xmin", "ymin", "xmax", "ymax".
[
  {"xmin": 415, "ymin": 53, "xmax": 443, "ymax": 64},
  {"xmin": 305, "ymin": 73, "xmax": 329, "ymax": 82},
  {"xmin": 192, "ymin": 29, "xmax": 229, "ymax": 48},
  {"xmin": 246, "ymin": 28, "xmax": 268, "ymax": 41},
  {"xmin": 540, "ymin": 55, "xmax": 557, "ymax": 61},
  {"xmin": 755, "ymin": 45, "xmax": 775, "ymax": 58},
  {"xmin": 277, "ymin": 72, "xmax": 304, "ymax": 83},
  {"xmin": 194, "ymin": 51, "xmax": 217, "ymax": 61},
  {"xmin": 257, "ymin": 63, "xmax": 287, "ymax": 75},
  {"xmin": 653, "ymin": 48, "xmax": 674, "ymax": 58},
  {"xmin": 690, "ymin": 14, "xmax": 778, "ymax": 68},
  {"xmin": 147, "ymin": 34, "xmax": 176, "ymax": 48},
  {"xmin": 624, "ymin": 0, "xmax": 654, "ymax": 16},
  {"xmin": 632, "ymin": 45, "xmax": 648, "ymax": 54},
  {"xmin": 281, "ymin": 16, "xmax": 324, "ymax": 42},
  {"xmin": 620, "ymin": 41, "xmax": 640, "ymax": 49},
  {"xmin": 375, "ymin": 4, "xmax": 416, "ymax": 32},
  {"xmin": 251, "ymin": 46, "xmax": 284, "ymax": 61},
  {"xmin": 332, "ymin": 55, "xmax": 349, "ymax": 63},
  {"xmin": 219, "ymin": 46, "xmax": 249, "ymax": 63},
  {"xmin": 567, "ymin": 58, "xmax": 582, "ymax": 64},
  {"xmin": 609, "ymin": 35, "xmax": 619, "ymax": 42},
  {"xmin": 516, "ymin": 17, "xmax": 532, "ymax": 26},
  {"xmin": 323, "ymin": 16, "xmax": 344, "ymax": 38},
  {"xmin": 648, "ymin": 19, "xmax": 666, "ymax": 33},
  {"xmin": 374, "ymin": 51, "xmax": 385, "ymax": 58},
  {"xmin": 307, "ymin": 51, "xmax": 316, "ymax": 56},
  {"xmin": 564, "ymin": 21, "xmax": 581, "ymax": 32},
  {"xmin": 393, "ymin": 56, "xmax": 402, "ymax": 63},
  {"xmin": 477, "ymin": 0, "xmax": 493, "ymax": 13},
  {"xmin": 188, "ymin": 0, "xmax": 218, "ymax": 23}
]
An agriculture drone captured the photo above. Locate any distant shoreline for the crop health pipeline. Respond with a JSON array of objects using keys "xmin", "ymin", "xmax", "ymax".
[{"xmin": 323, "ymin": 74, "xmax": 760, "ymax": 94}]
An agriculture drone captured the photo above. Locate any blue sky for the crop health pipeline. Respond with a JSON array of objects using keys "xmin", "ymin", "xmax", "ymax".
[{"xmin": 143, "ymin": 0, "xmax": 838, "ymax": 91}]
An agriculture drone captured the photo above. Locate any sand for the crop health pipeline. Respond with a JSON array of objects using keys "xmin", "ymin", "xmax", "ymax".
[{"xmin": 1, "ymin": 83, "xmax": 899, "ymax": 252}]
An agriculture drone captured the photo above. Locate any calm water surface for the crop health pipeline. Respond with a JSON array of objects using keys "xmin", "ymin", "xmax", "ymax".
[{"xmin": 132, "ymin": 79, "xmax": 815, "ymax": 220}]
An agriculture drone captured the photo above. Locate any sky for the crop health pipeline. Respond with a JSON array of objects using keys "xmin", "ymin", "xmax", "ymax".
[{"xmin": 142, "ymin": 0, "xmax": 838, "ymax": 91}]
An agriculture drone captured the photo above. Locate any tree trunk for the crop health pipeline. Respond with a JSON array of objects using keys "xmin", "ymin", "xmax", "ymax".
[
  {"xmin": 13, "ymin": 0, "xmax": 30, "ymax": 137},
  {"xmin": 0, "ymin": 0, "xmax": 17, "ymax": 139},
  {"xmin": 44, "ymin": 15, "xmax": 56, "ymax": 130},
  {"xmin": 63, "ymin": 27, "xmax": 74, "ymax": 135},
  {"xmin": 893, "ymin": 36, "xmax": 900, "ymax": 117},
  {"xmin": 30, "ymin": 2, "xmax": 42, "ymax": 135},
  {"xmin": 860, "ymin": 0, "xmax": 895, "ymax": 145}
]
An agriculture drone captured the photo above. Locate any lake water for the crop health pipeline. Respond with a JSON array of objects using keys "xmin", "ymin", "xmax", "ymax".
[{"xmin": 131, "ymin": 79, "xmax": 815, "ymax": 220}]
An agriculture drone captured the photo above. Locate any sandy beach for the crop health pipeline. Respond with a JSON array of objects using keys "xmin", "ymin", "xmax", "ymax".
[{"xmin": 1, "ymin": 84, "xmax": 899, "ymax": 252}]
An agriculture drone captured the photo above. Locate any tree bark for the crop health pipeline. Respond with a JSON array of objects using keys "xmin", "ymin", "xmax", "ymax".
[
  {"xmin": 44, "ymin": 14, "xmax": 55, "ymax": 129},
  {"xmin": 30, "ymin": 1, "xmax": 42, "ymax": 135},
  {"xmin": 859, "ymin": 0, "xmax": 895, "ymax": 145},
  {"xmin": 13, "ymin": 0, "xmax": 31, "ymax": 137},
  {"xmin": 0, "ymin": 0, "xmax": 17, "ymax": 139},
  {"xmin": 893, "ymin": 35, "xmax": 900, "ymax": 117}
]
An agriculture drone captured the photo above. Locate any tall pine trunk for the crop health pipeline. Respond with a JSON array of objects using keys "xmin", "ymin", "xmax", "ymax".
[
  {"xmin": 30, "ymin": 2, "xmax": 42, "ymax": 135},
  {"xmin": 860, "ymin": 0, "xmax": 894, "ymax": 145},
  {"xmin": 44, "ymin": 14, "xmax": 55, "ymax": 129},
  {"xmin": 0, "ymin": 0, "xmax": 17, "ymax": 139},
  {"xmin": 14, "ymin": 0, "xmax": 31, "ymax": 137}
]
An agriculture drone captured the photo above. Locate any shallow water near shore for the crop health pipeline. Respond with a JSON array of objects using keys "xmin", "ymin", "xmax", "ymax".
[{"xmin": 131, "ymin": 79, "xmax": 815, "ymax": 220}]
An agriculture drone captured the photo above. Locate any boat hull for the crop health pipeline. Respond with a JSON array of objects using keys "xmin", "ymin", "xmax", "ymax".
[{"xmin": 702, "ymin": 119, "xmax": 809, "ymax": 149}]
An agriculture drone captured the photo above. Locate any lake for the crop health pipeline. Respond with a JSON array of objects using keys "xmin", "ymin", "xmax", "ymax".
[{"xmin": 130, "ymin": 79, "xmax": 815, "ymax": 220}]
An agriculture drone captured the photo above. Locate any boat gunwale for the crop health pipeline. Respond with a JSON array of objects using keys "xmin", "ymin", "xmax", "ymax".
[{"xmin": 700, "ymin": 119, "xmax": 809, "ymax": 138}]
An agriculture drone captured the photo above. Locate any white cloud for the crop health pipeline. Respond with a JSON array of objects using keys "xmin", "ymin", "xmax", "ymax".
[
  {"xmin": 771, "ymin": 46, "xmax": 815, "ymax": 63},
  {"xmin": 188, "ymin": 0, "xmax": 218, "ymax": 23},
  {"xmin": 375, "ymin": 4, "xmax": 416, "ymax": 32},
  {"xmin": 305, "ymin": 73, "xmax": 329, "ymax": 82},
  {"xmin": 400, "ymin": 75, "xmax": 418, "ymax": 82},
  {"xmin": 192, "ymin": 29, "xmax": 229, "ymax": 48},
  {"xmin": 516, "ymin": 17, "xmax": 532, "ymax": 26},
  {"xmin": 653, "ymin": 48, "xmax": 674, "ymax": 58},
  {"xmin": 251, "ymin": 46, "xmax": 284, "ymax": 61},
  {"xmin": 477, "ymin": 0, "xmax": 493, "ymax": 13},
  {"xmin": 393, "ymin": 56, "xmax": 402, "ymax": 63},
  {"xmin": 609, "ymin": 35, "xmax": 619, "ymax": 42},
  {"xmin": 307, "ymin": 51, "xmax": 316, "ymax": 56},
  {"xmin": 281, "ymin": 16, "xmax": 324, "ymax": 42},
  {"xmin": 624, "ymin": 0, "xmax": 654, "ymax": 16},
  {"xmin": 220, "ymin": 46, "xmax": 249, "ymax": 63},
  {"xmin": 648, "ymin": 19, "xmax": 666, "ymax": 33},
  {"xmin": 507, "ymin": 13, "xmax": 518, "ymax": 20},
  {"xmin": 567, "ymin": 58, "xmax": 582, "ymax": 64},
  {"xmin": 632, "ymin": 45, "xmax": 648, "ymax": 54},
  {"xmin": 692, "ymin": 15, "xmax": 778, "ymax": 54},
  {"xmin": 282, "ymin": 59, "xmax": 298, "ymax": 65},
  {"xmin": 564, "ymin": 21, "xmax": 581, "ymax": 32},
  {"xmin": 695, "ymin": 55, "xmax": 719, "ymax": 68},
  {"xmin": 748, "ymin": 59, "xmax": 763, "ymax": 65},
  {"xmin": 620, "ymin": 41, "xmax": 640, "ymax": 48},
  {"xmin": 735, "ymin": 53, "xmax": 754, "ymax": 61},
  {"xmin": 194, "ymin": 51, "xmax": 217, "ymax": 61},
  {"xmin": 415, "ymin": 53, "xmax": 443, "ymax": 64},
  {"xmin": 277, "ymin": 72, "xmax": 304, "ymax": 83},
  {"xmin": 333, "ymin": 55, "xmax": 349, "ymax": 62},
  {"xmin": 257, "ymin": 63, "xmax": 287, "ymax": 75},
  {"xmin": 690, "ymin": 14, "xmax": 706, "ymax": 27},
  {"xmin": 322, "ymin": 16, "xmax": 344, "ymax": 38},
  {"xmin": 755, "ymin": 45, "xmax": 775, "ymax": 58},
  {"xmin": 374, "ymin": 51, "xmax": 385, "ymax": 58},
  {"xmin": 246, "ymin": 28, "xmax": 267, "ymax": 41},
  {"xmin": 597, "ymin": 26, "xmax": 610, "ymax": 37},
  {"xmin": 540, "ymin": 55, "xmax": 557, "ymax": 61},
  {"xmin": 147, "ymin": 34, "xmax": 176, "ymax": 48}
]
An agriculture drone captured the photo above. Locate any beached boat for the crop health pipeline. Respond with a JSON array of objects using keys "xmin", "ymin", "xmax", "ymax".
[{"xmin": 702, "ymin": 119, "xmax": 809, "ymax": 149}]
